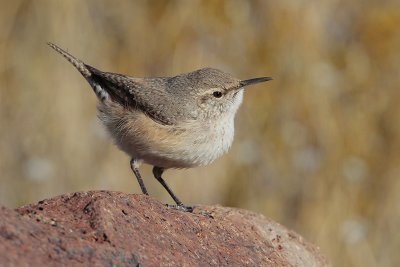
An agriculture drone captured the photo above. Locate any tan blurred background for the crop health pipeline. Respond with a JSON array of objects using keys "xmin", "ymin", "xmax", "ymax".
[{"xmin": 1, "ymin": 0, "xmax": 400, "ymax": 266}]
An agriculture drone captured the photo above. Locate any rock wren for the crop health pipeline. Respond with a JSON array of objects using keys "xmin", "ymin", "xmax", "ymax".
[{"xmin": 48, "ymin": 42, "xmax": 272, "ymax": 212}]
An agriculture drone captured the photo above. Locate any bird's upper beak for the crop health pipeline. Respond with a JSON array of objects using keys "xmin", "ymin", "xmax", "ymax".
[{"xmin": 240, "ymin": 77, "xmax": 273, "ymax": 88}]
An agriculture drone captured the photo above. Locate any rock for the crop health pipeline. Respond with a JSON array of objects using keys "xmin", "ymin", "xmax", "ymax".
[{"xmin": 0, "ymin": 191, "xmax": 329, "ymax": 267}]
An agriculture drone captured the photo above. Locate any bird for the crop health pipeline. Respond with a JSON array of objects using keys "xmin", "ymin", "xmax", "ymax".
[{"xmin": 48, "ymin": 42, "xmax": 272, "ymax": 212}]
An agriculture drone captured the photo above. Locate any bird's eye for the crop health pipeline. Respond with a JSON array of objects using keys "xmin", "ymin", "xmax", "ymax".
[{"xmin": 213, "ymin": 91, "xmax": 223, "ymax": 98}]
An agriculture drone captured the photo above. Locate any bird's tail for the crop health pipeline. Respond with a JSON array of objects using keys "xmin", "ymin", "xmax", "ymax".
[
  {"xmin": 47, "ymin": 42, "xmax": 92, "ymax": 78},
  {"xmin": 48, "ymin": 42, "xmax": 110, "ymax": 102}
]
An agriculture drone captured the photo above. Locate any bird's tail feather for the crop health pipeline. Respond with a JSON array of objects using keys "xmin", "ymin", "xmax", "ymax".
[
  {"xmin": 47, "ymin": 42, "xmax": 92, "ymax": 78},
  {"xmin": 48, "ymin": 42, "xmax": 109, "ymax": 102}
]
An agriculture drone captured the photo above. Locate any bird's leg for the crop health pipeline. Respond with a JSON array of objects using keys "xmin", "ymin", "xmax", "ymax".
[
  {"xmin": 152, "ymin": 166, "xmax": 193, "ymax": 212},
  {"xmin": 130, "ymin": 159, "xmax": 148, "ymax": 195}
]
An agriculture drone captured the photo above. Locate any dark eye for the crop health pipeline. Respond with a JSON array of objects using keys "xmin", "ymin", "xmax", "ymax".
[{"xmin": 213, "ymin": 91, "xmax": 223, "ymax": 98}]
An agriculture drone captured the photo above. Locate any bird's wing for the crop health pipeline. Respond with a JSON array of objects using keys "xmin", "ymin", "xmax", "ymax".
[
  {"xmin": 48, "ymin": 43, "xmax": 177, "ymax": 125},
  {"xmin": 87, "ymin": 66, "xmax": 175, "ymax": 125}
]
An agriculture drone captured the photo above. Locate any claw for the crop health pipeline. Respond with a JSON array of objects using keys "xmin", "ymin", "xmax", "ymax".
[{"xmin": 166, "ymin": 204, "xmax": 194, "ymax": 213}]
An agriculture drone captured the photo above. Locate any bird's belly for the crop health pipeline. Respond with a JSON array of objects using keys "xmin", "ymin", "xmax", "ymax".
[
  {"xmin": 99, "ymin": 103, "xmax": 235, "ymax": 169},
  {"xmin": 123, "ymin": 124, "xmax": 234, "ymax": 169}
]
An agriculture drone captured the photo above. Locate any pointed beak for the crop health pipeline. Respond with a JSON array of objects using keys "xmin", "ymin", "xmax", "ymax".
[{"xmin": 240, "ymin": 77, "xmax": 273, "ymax": 88}]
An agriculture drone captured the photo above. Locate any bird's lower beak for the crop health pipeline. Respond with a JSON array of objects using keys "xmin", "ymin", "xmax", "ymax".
[{"xmin": 240, "ymin": 77, "xmax": 273, "ymax": 87}]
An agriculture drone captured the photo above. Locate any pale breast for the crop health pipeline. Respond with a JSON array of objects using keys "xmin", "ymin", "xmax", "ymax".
[{"xmin": 98, "ymin": 102, "xmax": 235, "ymax": 169}]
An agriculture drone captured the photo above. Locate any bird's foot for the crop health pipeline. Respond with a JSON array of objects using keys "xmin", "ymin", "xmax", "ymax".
[{"xmin": 166, "ymin": 204, "xmax": 194, "ymax": 213}]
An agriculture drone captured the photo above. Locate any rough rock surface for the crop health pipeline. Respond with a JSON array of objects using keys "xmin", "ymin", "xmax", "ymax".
[{"xmin": 0, "ymin": 191, "xmax": 329, "ymax": 267}]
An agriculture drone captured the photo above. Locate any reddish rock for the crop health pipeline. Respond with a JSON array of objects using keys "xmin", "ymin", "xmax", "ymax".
[{"xmin": 0, "ymin": 191, "xmax": 329, "ymax": 266}]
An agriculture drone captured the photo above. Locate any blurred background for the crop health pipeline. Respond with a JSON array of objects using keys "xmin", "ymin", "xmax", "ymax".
[{"xmin": 1, "ymin": 0, "xmax": 399, "ymax": 266}]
